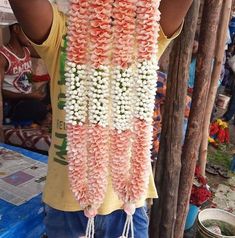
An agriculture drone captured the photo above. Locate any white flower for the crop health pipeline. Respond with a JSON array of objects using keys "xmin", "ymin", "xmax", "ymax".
[
  {"xmin": 65, "ymin": 61, "xmax": 88, "ymax": 124},
  {"xmin": 134, "ymin": 60, "xmax": 158, "ymax": 121},
  {"xmin": 88, "ymin": 66, "xmax": 110, "ymax": 126},
  {"xmin": 111, "ymin": 66, "xmax": 135, "ymax": 131}
]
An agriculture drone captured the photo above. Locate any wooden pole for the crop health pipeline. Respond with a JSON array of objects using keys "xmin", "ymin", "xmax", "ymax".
[
  {"xmin": 199, "ymin": 0, "xmax": 232, "ymax": 177},
  {"xmin": 174, "ymin": 1, "xmax": 222, "ymax": 237},
  {"xmin": 149, "ymin": 1, "xmax": 199, "ymax": 237}
]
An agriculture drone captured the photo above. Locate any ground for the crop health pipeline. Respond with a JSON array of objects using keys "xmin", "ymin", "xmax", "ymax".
[
  {"xmin": 207, "ymin": 146, "xmax": 235, "ymax": 215},
  {"xmin": 206, "ymin": 112, "xmax": 235, "ymax": 215},
  {"xmin": 184, "ymin": 117, "xmax": 235, "ymax": 237}
]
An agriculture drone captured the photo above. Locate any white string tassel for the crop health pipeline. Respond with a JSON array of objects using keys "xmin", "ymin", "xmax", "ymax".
[
  {"xmin": 120, "ymin": 203, "xmax": 136, "ymax": 238},
  {"xmin": 85, "ymin": 217, "xmax": 95, "ymax": 238},
  {"xmin": 121, "ymin": 214, "xmax": 134, "ymax": 238}
]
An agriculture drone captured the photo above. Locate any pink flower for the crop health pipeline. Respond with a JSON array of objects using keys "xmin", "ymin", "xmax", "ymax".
[
  {"xmin": 112, "ymin": 0, "xmax": 137, "ymax": 67},
  {"xmin": 136, "ymin": 0, "xmax": 160, "ymax": 60}
]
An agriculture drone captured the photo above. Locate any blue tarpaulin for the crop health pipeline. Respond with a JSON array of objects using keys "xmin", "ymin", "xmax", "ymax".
[{"xmin": 0, "ymin": 144, "xmax": 47, "ymax": 238}]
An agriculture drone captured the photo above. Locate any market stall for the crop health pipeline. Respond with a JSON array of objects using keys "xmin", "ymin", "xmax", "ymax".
[{"xmin": 0, "ymin": 143, "xmax": 47, "ymax": 238}]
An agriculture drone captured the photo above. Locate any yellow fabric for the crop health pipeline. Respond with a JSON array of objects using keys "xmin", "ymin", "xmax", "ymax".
[{"xmin": 31, "ymin": 5, "xmax": 182, "ymax": 214}]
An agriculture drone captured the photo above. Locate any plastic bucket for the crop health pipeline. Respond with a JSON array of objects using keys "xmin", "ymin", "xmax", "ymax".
[
  {"xmin": 197, "ymin": 209, "xmax": 235, "ymax": 238},
  {"xmin": 185, "ymin": 204, "xmax": 199, "ymax": 230},
  {"xmin": 216, "ymin": 94, "xmax": 230, "ymax": 109}
]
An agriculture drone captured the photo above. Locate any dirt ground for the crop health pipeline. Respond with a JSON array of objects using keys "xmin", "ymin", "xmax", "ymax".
[
  {"xmin": 184, "ymin": 109, "xmax": 235, "ymax": 237},
  {"xmin": 207, "ymin": 121, "xmax": 235, "ymax": 214}
]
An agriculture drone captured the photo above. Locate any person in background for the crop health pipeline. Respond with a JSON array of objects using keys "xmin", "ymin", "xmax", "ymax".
[
  {"xmin": 220, "ymin": 28, "xmax": 232, "ymax": 89},
  {"xmin": 221, "ymin": 33, "xmax": 235, "ymax": 124},
  {"xmin": 152, "ymin": 71, "xmax": 191, "ymax": 159},
  {"xmin": 188, "ymin": 35, "xmax": 199, "ymax": 93},
  {"xmin": 8, "ymin": 0, "xmax": 193, "ymax": 237},
  {"xmin": 188, "ymin": 29, "xmax": 228, "ymax": 94},
  {"xmin": 222, "ymin": 83, "xmax": 235, "ymax": 124},
  {"xmin": 0, "ymin": 23, "xmax": 48, "ymax": 127}
]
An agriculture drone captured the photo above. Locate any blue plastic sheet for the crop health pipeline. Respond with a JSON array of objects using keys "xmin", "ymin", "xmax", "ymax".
[{"xmin": 0, "ymin": 144, "xmax": 47, "ymax": 238}]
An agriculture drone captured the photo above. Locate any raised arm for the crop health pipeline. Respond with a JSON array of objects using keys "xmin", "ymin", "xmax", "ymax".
[
  {"xmin": 160, "ymin": 0, "xmax": 193, "ymax": 37},
  {"xmin": 8, "ymin": 0, "xmax": 53, "ymax": 44}
]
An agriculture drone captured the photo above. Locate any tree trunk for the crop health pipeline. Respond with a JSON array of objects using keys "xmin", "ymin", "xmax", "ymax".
[
  {"xmin": 149, "ymin": 1, "xmax": 200, "ymax": 237},
  {"xmin": 174, "ymin": 1, "xmax": 222, "ymax": 237},
  {"xmin": 199, "ymin": 0, "xmax": 232, "ymax": 177}
]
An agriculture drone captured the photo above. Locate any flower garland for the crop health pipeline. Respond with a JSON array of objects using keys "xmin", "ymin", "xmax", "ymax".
[
  {"xmin": 110, "ymin": 0, "xmax": 160, "ymax": 216},
  {"xmin": 66, "ymin": 0, "xmax": 90, "ymax": 210},
  {"xmin": 65, "ymin": 0, "xmax": 161, "ymax": 237},
  {"xmin": 110, "ymin": 0, "xmax": 137, "ymax": 209},
  {"xmin": 65, "ymin": 0, "xmax": 112, "ymax": 217}
]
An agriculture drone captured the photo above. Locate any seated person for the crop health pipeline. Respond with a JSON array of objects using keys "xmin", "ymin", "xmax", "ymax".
[{"xmin": 0, "ymin": 23, "xmax": 49, "ymax": 127}]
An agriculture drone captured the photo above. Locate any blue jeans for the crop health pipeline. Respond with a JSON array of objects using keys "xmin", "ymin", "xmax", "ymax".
[{"xmin": 44, "ymin": 206, "xmax": 149, "ymax": 238}]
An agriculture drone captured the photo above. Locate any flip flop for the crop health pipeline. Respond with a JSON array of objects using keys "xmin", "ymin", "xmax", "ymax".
[
  {"xmin": 218, "ymin": 168, "xmax": 230, "ymax": 179},
  {"xmin": 206, "ymin": 164, "xmax": 219, "ymax": 175},
  {"xmin": 210, "ymin": 164, "xmax": 221, "ymax": 170},
  {"xmin": 209, "ymin": 164, "xmax": 230, "ymax": 179}
]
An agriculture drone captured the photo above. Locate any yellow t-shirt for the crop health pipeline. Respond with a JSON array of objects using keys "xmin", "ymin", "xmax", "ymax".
[{"xmin": 31, "ymin": 5, "xmax": 181, "ymax": 214}]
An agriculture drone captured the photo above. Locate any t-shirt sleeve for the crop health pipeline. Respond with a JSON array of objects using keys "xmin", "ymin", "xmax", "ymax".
[
  {"xmin": 28, "ymin": 4, "xmax": 66, "ymax": 66},
  {"xmin": 158, "ymin": 22, "xmax": 184, "ymax": 58}
]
